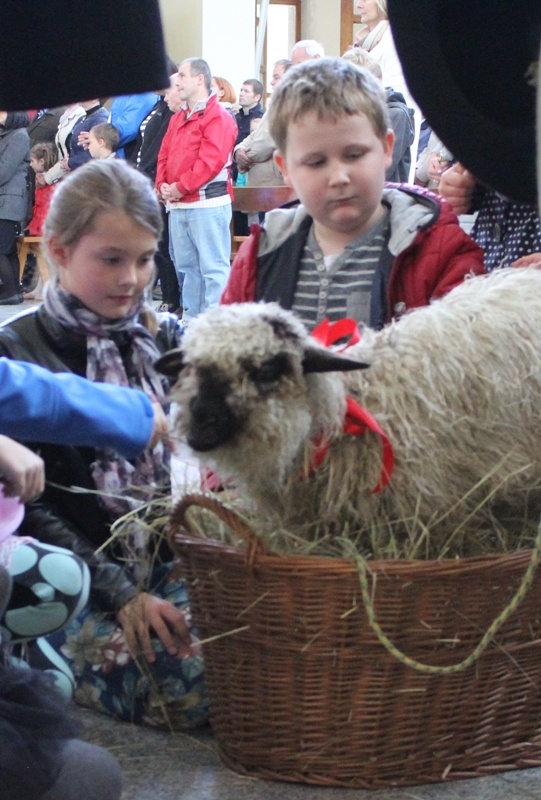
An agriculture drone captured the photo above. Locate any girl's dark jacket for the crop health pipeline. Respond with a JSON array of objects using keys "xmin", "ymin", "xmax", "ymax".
[{"xmin": 0, "ymin": 305, "xmax": 181, "ymax": 613}]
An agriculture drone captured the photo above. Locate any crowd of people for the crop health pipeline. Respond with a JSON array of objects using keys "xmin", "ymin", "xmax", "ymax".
[{"xmin": 1, "ymin": 3, "xmax": 540, "ymax": 796}]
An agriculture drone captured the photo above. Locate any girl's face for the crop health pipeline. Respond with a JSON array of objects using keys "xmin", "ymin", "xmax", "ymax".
[
  {"xmin": 50, "ymin": 210, "xmax": 157, "ymax": 319},
  {"xmin": 30, "ymin": 155, "xmax": 45, "ymax": 174}
]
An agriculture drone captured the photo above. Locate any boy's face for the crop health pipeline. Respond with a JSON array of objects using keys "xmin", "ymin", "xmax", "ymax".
[
  {"xmin": 87, "ymin": 129, "xmax": 101, "ymax": 158},
  {"xmin": 275, "ymin": 111, "xmax": 393, "ymax": 243}
]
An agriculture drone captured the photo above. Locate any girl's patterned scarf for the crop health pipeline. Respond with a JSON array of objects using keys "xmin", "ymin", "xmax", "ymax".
[{"xmin": 43, "ymin": 279, "xmax": 170, "ymax": 565}]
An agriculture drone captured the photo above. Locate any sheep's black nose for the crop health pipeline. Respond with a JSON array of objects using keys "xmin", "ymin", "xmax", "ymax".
[{"xmin": 187, "ymin": 395, "xmax": 236, "ymax": 451}]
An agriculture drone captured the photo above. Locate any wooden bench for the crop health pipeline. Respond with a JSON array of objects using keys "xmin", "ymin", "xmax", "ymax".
[
  {"xmin": 231, "ymin": 186, "xmax": 297, "ymax": 259},
  {"xmin": 17, "ymin": 235, "xmax": 43, "ymax": 280}
]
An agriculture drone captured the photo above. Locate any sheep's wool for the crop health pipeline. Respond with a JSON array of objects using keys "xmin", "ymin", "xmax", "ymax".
[{"xmin": 169, "ymin": 269, "xmax": 541, "ymax": 556}]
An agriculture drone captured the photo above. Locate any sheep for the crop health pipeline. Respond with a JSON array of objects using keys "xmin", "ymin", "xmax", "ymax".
[{"xmin": 157, "ymin": 267, "xmax": 541, "ymax": 555}]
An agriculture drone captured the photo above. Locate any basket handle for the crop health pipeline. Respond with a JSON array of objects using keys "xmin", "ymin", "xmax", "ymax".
[
  {"xmin": 167, "ymin": 492, "xmax": 269, "ymax": 563},
  {"xmin": 349, "ymin": 517, "xmax": 541, "ymax": 675}
]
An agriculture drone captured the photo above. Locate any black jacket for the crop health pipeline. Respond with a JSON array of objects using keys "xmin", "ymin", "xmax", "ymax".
[
  {"xmin": 131, "ymin": 98, "xmax": 173, "ymax": 183},
  {"xmin": 386, "ymin": 87, "xmax": 415, "ymax": 183},
  {"xmin": 0, "ymin": 305, "xmax": 182, "ymax": 613}
]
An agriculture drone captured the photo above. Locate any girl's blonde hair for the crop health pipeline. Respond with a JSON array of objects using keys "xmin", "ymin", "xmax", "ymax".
[
  {"xmin": 43, "ymin": 159, "xmax": 162, "ymax": 274},
  {"xmin": 268, "ymin": 57, "xmax": 390, "ymax": 154}
]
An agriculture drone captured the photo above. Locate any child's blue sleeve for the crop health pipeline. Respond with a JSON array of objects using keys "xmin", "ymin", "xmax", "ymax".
[{"xmin": 0, "ymin": 359, "xmax": 154, "ymax": 458}]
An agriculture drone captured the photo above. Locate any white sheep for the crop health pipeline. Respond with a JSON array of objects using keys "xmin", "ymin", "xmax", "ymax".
[{"xmin": 157, "ymin": 268, "xmax": 541, "ymax": 553}]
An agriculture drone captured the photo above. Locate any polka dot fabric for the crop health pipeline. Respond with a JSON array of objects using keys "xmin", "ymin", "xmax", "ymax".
[{"xmin": 472, "ymin": 193, "xmax": 541, "ymax": 271}]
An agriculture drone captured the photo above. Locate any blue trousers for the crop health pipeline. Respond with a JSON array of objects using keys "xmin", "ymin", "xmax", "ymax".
[{"xmin": 168, "ymin": 203, "xmax": 232, "ymax": 321}]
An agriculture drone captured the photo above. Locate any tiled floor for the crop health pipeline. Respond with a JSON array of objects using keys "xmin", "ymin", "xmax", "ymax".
[{"xmin": 74, "ymin": 704, "xmax": 541, "ymax": 800}]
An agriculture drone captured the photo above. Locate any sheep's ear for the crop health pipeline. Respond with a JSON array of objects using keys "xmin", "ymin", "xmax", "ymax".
[
  {"xmin": 154, "ymin": 348, "xmax": 185, "ymax": 379},
  {"xmin": 302, "ymin": 346, "xmax": 370, "ymax": 374}
]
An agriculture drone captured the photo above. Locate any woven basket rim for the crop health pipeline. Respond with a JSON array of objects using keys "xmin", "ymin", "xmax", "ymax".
[{"xmin": 170, "ymin": 531, "xmax": 535, "ymax": 576}]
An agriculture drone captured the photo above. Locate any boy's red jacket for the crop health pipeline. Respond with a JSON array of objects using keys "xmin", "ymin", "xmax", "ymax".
[{"xmin": 222, "ymin": 184, "xmax": 485, "ymax": 322}]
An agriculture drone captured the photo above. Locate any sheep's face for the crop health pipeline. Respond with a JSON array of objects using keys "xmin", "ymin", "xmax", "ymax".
[{"xmin": 156, "ymin": 304, "xmax": 367, "ymax": 485}]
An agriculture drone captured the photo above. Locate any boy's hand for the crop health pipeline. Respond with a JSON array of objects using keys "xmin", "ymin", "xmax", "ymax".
[
  {"xmin": 0, "ymin": 435, "xmax": 45, "ymax": 502},
  {"xmin": 438, "ymin": 163, "xmax": 476, "ymax": 215}
]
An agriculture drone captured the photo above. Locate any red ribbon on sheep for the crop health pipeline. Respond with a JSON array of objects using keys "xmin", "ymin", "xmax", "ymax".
[{"xmin": 309, "ymin": 318, "xmax": 395, "ymax": 493}]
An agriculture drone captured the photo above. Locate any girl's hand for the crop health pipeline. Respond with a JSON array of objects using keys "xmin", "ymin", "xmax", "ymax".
[
  {"xmin": 0, "ymin": 435, "xmax": 45, "ymax": 502},
  {"xmin": 148, "ymin": 402, "xmax": 169, "ymax": 449},
  {"xmin": 117, "ymin": 592, "xmax": 196, "ymax": 663}
]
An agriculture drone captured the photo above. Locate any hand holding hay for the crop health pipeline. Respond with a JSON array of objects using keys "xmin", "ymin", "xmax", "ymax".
[{"xmin": 117, "ymin": 591, "xmax": 196, "ymax": 663}]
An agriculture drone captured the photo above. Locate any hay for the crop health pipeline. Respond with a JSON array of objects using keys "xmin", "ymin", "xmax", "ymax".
[
  {"xmin": 49, "ymin": 456, "xmax": 541, "ymax": 565},
  {"xmin": 177, "ymin": 479, "xmax": 541, "ymax": 563}
]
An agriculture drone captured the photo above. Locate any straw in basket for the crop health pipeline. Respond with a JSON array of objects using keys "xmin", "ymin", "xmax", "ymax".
[{"xmin": 167, "ymin": 492, "xmax": 541, "ymax": 789}]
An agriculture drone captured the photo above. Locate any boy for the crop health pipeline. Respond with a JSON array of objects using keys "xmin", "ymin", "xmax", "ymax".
[
  {"xmin": 87, "ymin": 122, "xmax": 120, "ymax": 159},
  {"xmin": 222, "ymin": 58, "xmax": 485, "ymax": 331}
]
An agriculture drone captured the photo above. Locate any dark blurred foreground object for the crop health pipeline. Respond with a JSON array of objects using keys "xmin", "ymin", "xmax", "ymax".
[
  {"xmin": 0, "ymin": 0, "xmax": 169, "ymax": 110},
  {"xmin": 387, "ymin": 0, "xmax": 541, "ymax": 204}
]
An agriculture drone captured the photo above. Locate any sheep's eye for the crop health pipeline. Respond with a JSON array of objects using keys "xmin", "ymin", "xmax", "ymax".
[{"xmin": 250, "ymin": 354, "xmax": 289, "ymax": 383}]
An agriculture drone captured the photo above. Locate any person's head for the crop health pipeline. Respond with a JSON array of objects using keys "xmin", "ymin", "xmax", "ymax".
[
  {"xmin": 156, "ymin": 55, "xmax": 180, "ymax": 96},
  {"xmin": 270, "ymin": 59, "xmax": 293, "ymax": 90},
  {"xmin": 342, "ymin": 48, "xmax": 383, "ymax": 81},
  {"xmin": 178, "ymin": 58, "xmax": 212, "ymax": 108},
  {"xmin": 291, "ymin": 40, "xmax": 325, "ymax": 65},
  {"xmin": 164, "ymin": 72, "xmax": 183, "ymax": 113},
  {"xmin": 238, "ymin": 79, "xmax": 263, "ymax": 110},
  {"xmin": 270, "ymin": 58, "xmax": 393, "ymax": 242},
  {"xmin": 87, "ymin": 123, "xmax": 120, "ymax": 159},
  {"xmin": 355, "ymin": 0, "xmax": 388, "ymax": 30},
  {"xmin": 211, "ymin": 76, "xmax": 237, "ymax": 105},
  {"xmin": 43, "ymin": 160, "xmax": 162, "ymax": 319},
  {"xmin": 30, "ymin": 141, "xmax": 58, "ymax": 174}
]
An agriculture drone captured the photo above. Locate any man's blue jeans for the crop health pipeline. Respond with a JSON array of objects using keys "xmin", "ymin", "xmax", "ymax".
[{"xmin": 168, "ymin": 204, "xmax": 232, "ymax": 320}]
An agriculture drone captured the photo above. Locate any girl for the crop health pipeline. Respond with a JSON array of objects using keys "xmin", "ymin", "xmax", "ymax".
[
  {"xmin": 24, "ymin": 142, "xmax": 59, "ymax": 300},
  {"xmin": 0, "ymin": 159, "xmax": 207, "ymax": 729},
  {"xmin": 28, "ymin": 142, "xmax": 59, "ymax": 236}
]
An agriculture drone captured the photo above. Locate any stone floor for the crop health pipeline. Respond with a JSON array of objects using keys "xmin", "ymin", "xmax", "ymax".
[{"xmin": 72, "ymin": 704, "xmax": 541, "ymax": 800}]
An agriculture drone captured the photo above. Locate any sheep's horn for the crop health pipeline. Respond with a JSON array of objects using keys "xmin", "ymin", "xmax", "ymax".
[
  {"xmin": 154, "ymin": 348, "xmax": 185, "ymax": 378},
  {"xmin": 302, "ymin": 347, "xmax": 370, "ymax": 374}
]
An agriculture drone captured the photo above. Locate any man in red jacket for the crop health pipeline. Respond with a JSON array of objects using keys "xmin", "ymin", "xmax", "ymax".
[{"xmin": 156, "ymin": 58, "xmax": 237, "ymax": 321}]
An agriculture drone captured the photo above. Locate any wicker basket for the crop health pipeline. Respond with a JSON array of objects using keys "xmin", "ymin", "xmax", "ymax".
[{"xmin": 168, "ymin": 493, "xmax": 541, "ymax": 789}]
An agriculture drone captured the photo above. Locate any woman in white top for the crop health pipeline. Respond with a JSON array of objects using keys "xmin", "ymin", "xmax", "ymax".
[
  {"xmin": 42, "ymin": 104, "xmax": 86, "ymax": 186},
  {"xmin": 356, "ymin": 0, "xmax": 420, "ymax": 179}
]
